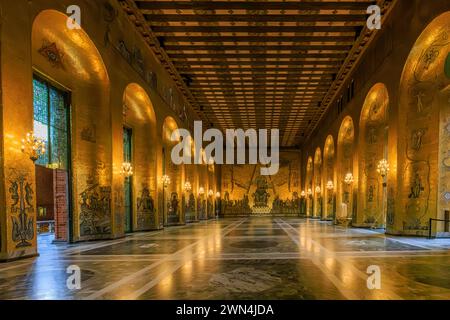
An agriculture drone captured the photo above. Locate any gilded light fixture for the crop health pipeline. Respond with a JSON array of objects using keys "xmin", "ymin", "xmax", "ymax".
[
  {"xmin": 184, "ymin": 181, "xmax": 192, "ymax": 193},
  {"xmin": 208, "ymin": 189, "xmax": 214, "ymax": 197},
  {"xmin": 215, "ymin": 192, "xmax": 221, "ymax": 198},
  {"xmin": 301, "ymin": 190, "xmax": 306, "ymax": 198},
  {"xmin": 315, "ymin": 186, "xmax": 322, "ymax": 194},
  {"xmin": 307, "ymin": 188, "xmax": 313, "ymax": 196},
  {"xmin": 377, "ymin": 159, "xmax": 390, "ymax": 178},
  {"xmin": 21, "ymin": 132, "xmax": 46, "ymax": 162},
  {"xmin": 344, "ymin": 173, "xmax": 354, "ymax": 186},
  {"xmin": 161, "ymin": 175, "xmax": 171, "ymax": 188},
  {"xmin": 198, "ymin": 187, "xmax": 205, "ymax": 196},
  {"xmin": 121, "ymin": 162, "xmax": 133, "ymax": 177},
  {"xmin": 326, "ymin": 180, "xmax": 334, "ymax": 191}
]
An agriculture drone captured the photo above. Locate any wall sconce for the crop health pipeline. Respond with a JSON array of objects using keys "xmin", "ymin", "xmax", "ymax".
[
  {"xmin": 344, "ymin": 173, "xmax": 354, "ymax": 186},
  {"xmin": 198, "ymin": 187, "xmax": 205, "ymax": 196},
  {"xmin": 307, "ymin": 188, "xmax": 313, "ymax": 197},
  {"xmin": 208, "ymin": 189, "xmax": 214, "ymax": 197},
  {"xmin": 301, "ymin": 191, "xmax": 306, "ymax": 198},
  {"xmin": 161, "ymin": 175, "xmax": 171, "ymax": 189},
  {"xmin": 21, "ymin": 132, "xmax": 46, "ymax": 162},
  {"xmin": 326, "ymin": 180, "xmax": 334, "ymax": 191},
  {"xmin": 215, "ymin": 192, "xmax": 221, "ymax": 199},
  {"xmin": 184, "ymin": 181, "xmax": 192, "ymax": 193},
  {"xmin": 377, "ymin": 159, "xmax": 390, "ymax": 187},
  {"xmin": 315, "ymin": 186, "xmax": 322, "ymax": 194},
  {"xmin": 121, "ymin": 162, "xmax": 133, "ymax": 177}
]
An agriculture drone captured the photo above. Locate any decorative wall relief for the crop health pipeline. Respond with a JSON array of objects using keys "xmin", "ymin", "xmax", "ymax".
[
  {"xmin": 113, "ymin": 184, "xmax": 124, "ymax": 234},
  {"xmin": 185, "ymin": 193, "xmax": 196, "ymax": 222},
  {"xmin": 221, "ymin": 152, "xmax": 301, "ymax": 216},
  {"xmin": 167, "ymin": 192, "xmax": 180, "ymax": 224},
  {"xmin": 252, "ymin": 176, "xmax": 270, "ymax": 208},
  {"xmin": 79, "ymin": 180, "xmax": 111, "ymax": 236},
  {"xmin": 103, "ymin": 1, "xmax": 118, "ymax": 47},
  {"xmin": 38, "ymin": 40, "xmax": 65, "ymax": 69},
  {"xmin": 81, "ymin": 125, "xmax": 97, "ymax": 143},
  {"xmin": 271, "ymin": 193, "xmax": 301, "ymax": 216},
  {"xmin": 137, "ymin": 187, "xmax": 155, "ymax": 229},
  {"xmin": 10, "ymin": 177, "xmax": 34, "ymax": 248}
]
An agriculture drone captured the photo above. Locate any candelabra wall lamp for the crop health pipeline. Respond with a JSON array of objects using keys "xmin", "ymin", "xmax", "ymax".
[
  {"xmin": 377, "ymin": 159, "xmax": 390, "ymax": 187},
  {"xmin": 344, "ymin": 173, "xmax": 354, "ymax": 186},
  {"xmin": 161, "ymin": 175, "xmax": 171, "ymax": 226},
  {"xmin": 121, "ymin": 162, "xmax": 134, "ymax": 178},
  {"xmin": 184, "ymin": 181, "xmax": 192, "ymax": 193},
  {"xmin": 21, "ymin": 132, "xmax": 46, "ymax": 162},
  {"xmin": 377, "ymin": 159, "xmax": 390, "ymax": 228}
]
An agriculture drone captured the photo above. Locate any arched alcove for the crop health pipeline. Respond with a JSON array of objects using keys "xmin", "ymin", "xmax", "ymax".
[
  {"xmin": 162, "ymin": 116, "xmax": 183, "ymax": 226},
  {"xmin": 123, "ymin": 83, "xmax": 157, "ymax": 232},
  {"xmin": 313, "ymin": 148, "xmax": 323, "ymax": 218},
  {"xmin": 305, "ymin": 157, "xmax": 314, "ymax": 217},
  {"xmin": 32, "ymin": 10, "xmax": 110, "ymax": 242},
  {"xmin": 357, "ymin": 83, "xmax": 389, "ymax": 228},
  {"xmin": 323, "ymin": 135, "xmax": 336, "ymax": 220},
  {"xmin": 396, "ymin": 11, "xmax": 450, "ymax": 237},
  {"xmin": 336, "ymin": 116, "xmax": 355, "ymax": 225}
]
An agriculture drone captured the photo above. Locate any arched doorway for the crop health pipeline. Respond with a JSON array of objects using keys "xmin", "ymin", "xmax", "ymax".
[
  {"xmin": 198, "ymin": 149, "xmax": 208, "ymax": 220},
  {"xmin": 305, "ymin": 157, "xmax": 314, "ymax": 217},
  {"xmin": 313, "ymin": 148, "xmax": 323, "ymax": 219},
  {"xmin": 323, "ymin": 135, "xmax": 336, "ymax": 221},
  {"xmin": 122, "ymin": 83, "xmax": 157, "ymax": 232},
  {"xmin": 396, "ymin": 12, "xmax": 450, "ymax": 237},
  {"xmin": 357, "ymin": 83, "xmax": 389, "ymax": 229},
  {"xmin": 183, "ymin": 136, "xmax": 198, "ymax": 223},
  {"xmin": 162, "ymin": 117, "xmax": 183, "ymax": 226},
  {"xmin": 32, "ymin": 10, "xmax": 110, "ymax": 243},
  {"xmin": 336, "ymin": 116, "xmax": 355, "ymax": 226}
]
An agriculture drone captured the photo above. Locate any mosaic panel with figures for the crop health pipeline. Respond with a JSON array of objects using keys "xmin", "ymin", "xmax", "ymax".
[{"xmin": 221, "ymin": 152, "xmax": 301, "ymax": 216}]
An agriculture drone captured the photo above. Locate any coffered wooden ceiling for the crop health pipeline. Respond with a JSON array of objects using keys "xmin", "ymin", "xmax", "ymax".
[{"xmin": 119, "ymin": 0, "xmax": 395, "ymax": 147}]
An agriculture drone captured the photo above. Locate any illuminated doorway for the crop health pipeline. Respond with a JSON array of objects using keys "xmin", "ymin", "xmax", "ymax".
[
  {"xmin": 33, "ymin": 75, "xmax": 72, "ymax": 243},
  {"xmin": 123, "ymin": 127, "xmax": 133, "ymax": 233}
]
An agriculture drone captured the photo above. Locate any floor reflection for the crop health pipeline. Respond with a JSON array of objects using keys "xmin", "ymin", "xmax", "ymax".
[{"xmin": 1, "ymin": 218, "xmax": 450, "ymax": 300}]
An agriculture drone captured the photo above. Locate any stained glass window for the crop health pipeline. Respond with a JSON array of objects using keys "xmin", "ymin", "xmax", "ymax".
[{"xmin": 33, "ymin": 77, "xmax": 69, "ymax": 170}]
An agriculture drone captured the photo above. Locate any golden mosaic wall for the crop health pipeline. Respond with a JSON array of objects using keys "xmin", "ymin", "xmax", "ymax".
[
  {"xmin": 220, "ymin": 151, "xmax": 302, "ymax": 216},
  {"xmin": 323, "ymin": 135, "xmax": 336, "ymax": 220},
  {"xmin": 356, "ymin": 83, "xmax": 389, "ymax": 228},
  {"xmin": 396, "ymin": 12, "xmax": 450, "ymax": 236},
  {"xmin": 336, "ymin": 116, "xmax": 355, "ymax": 225}
]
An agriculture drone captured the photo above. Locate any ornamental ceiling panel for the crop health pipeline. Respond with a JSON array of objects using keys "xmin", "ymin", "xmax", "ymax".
[{"xmin": 119, "ymin": 0, "xmax": 395, "ymax": 147}]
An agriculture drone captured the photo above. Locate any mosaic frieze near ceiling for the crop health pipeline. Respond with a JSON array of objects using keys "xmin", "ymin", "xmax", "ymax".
[{"xmin": 118, "ymin": 0, "xmax": 395, "ymax": 147}]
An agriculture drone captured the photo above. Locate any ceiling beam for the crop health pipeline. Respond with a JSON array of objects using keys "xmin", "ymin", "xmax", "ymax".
[
  {"xmin": 152, "ymin": 25, "xmax": 359, "ymax": 34},
  {"xmin": 136, "ymin": 1, "xmax": 373, "ymax": 11},
  {"xmin": 158, "ymin": 35, "xmax": 356, "ymax": 42},
  {"xmin": 170, "ymin": 53, "xmax": 347, "ymax": 59},
  {"xmin": 164, "ymin": 45, "xmax": 353, "ymax": 51},
  {"xmin": 144, "ymin": 14, "xmax": 368, "ymax": 23}
]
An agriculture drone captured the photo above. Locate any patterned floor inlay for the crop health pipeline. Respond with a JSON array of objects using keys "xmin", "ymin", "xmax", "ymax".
[{"xmin": 1, "ymin": 217, "xmax": 450, "ymax": 300}]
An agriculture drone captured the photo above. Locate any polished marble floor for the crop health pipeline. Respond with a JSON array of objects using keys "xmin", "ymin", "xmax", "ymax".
[{"xmin": 1, "ymin": 217, "xmax": 450, "ymax": 300}]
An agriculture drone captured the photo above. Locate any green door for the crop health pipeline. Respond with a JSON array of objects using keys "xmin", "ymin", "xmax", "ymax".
[{"xmin": 123, "ymin": 127, "xmax": 133, "ymax": 233}]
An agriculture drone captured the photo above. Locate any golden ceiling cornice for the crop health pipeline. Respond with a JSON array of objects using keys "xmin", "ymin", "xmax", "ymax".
[
  {"xmin": 118, "ymin": 0, "xmax": 397, "ymax": 147},
  {"xmin": 117, "ymin": 0, "xmax": 209, "ymax": 126},
  {"xmin": 304, "ymin": 0, "xmax": 398, "ymax": 143}
]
